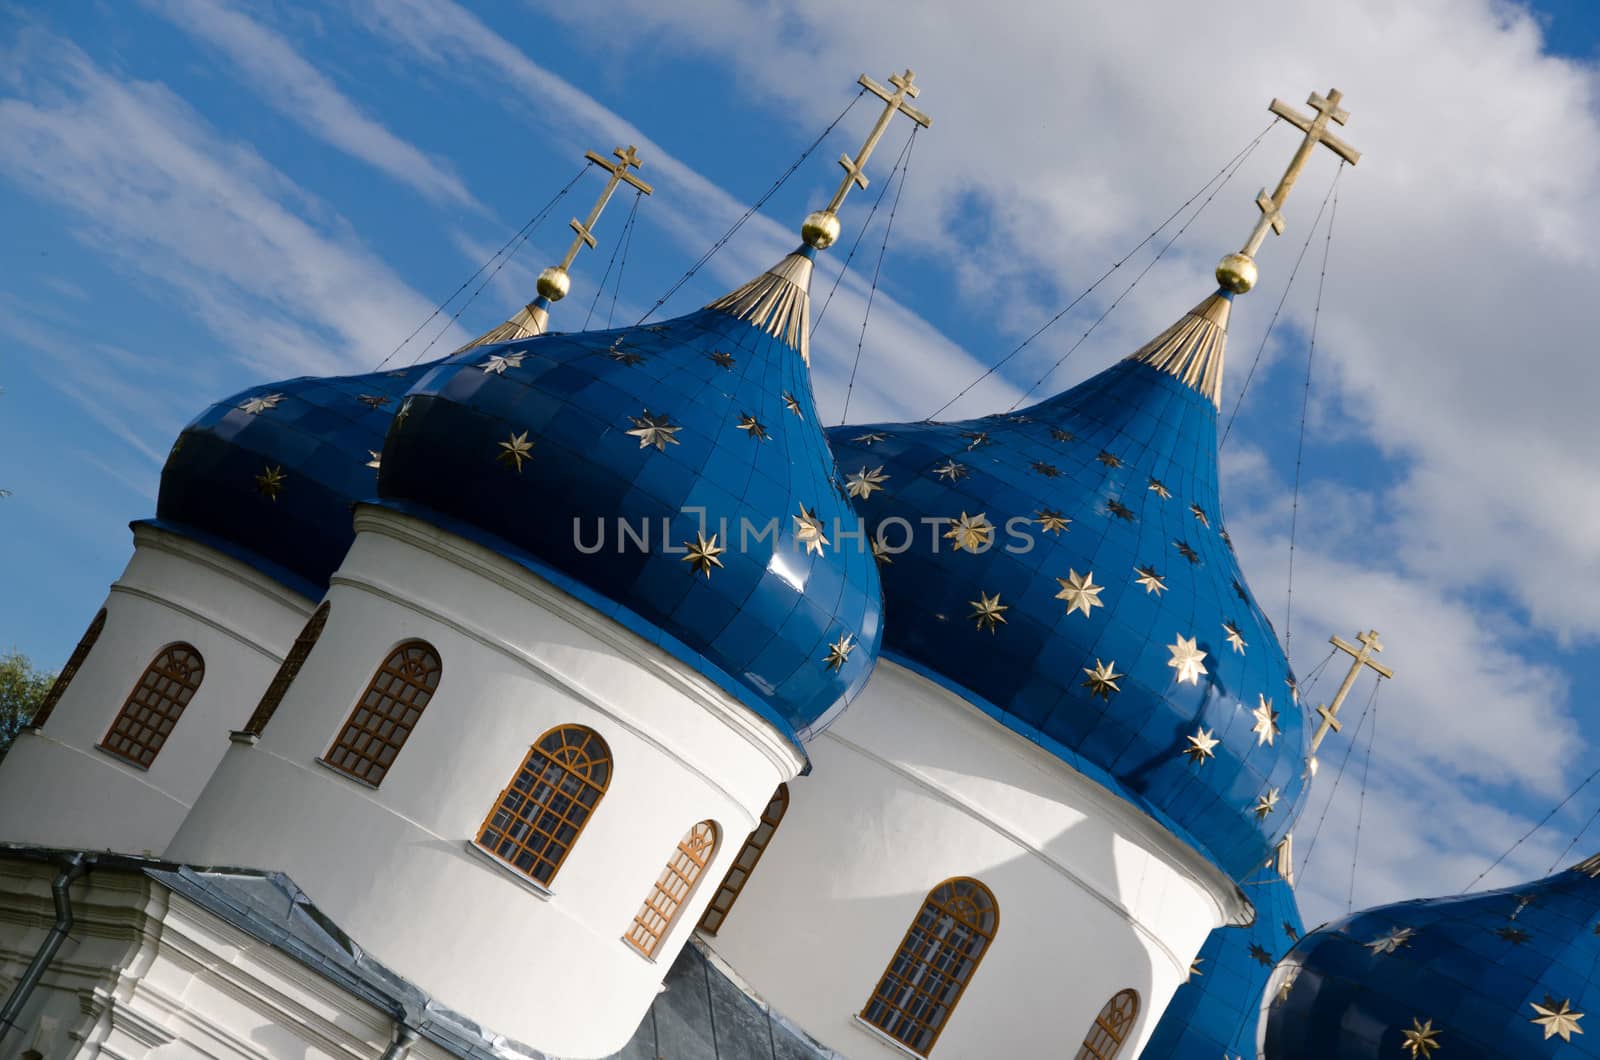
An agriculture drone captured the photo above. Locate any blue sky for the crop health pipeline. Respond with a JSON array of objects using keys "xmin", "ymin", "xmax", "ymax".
[{"xmin": 3, "ymin": 0, "xmax": 1600, "ymax": 924}]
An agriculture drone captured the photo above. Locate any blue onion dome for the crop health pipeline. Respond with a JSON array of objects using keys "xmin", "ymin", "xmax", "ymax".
[
  {"xmin": 156, "ymin": 360, "xmax": 440, "ymax": 599},
  {"xmin": 1141, "ymin": 842, "xmax": 1304, "ymax": 1059},
  {"xmin": 1261, "ymin": 855, "xmax": 1600, "ymax": 1059},
  {"xmin": 375, "ymin": 244, "xmax": 884, "ymax": 748},
  {"xmin": 825, "ymin": 290, "xmax": 1308, "ymax": 880}
]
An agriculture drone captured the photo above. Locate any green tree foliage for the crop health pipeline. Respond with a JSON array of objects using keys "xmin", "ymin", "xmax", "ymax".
[{"xmin": 0, "ymin": 650, "xmax": 55, "ymax": 759}]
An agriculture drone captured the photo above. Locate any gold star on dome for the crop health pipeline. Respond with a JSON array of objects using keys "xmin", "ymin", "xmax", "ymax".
[
  {"xmin": 1254, "ymin": 788, "xmax": 1281, "ymax": 819},
  {"xmin": 846, "ymin": 465, "xmax": 889, "ymax": 499},
  {"xmin": 1082, "ymin": 659, "xmax": 1122, "ymax": 699},
  {"xmin": 1284, "ymin": 922, "xmax": 1300, "ymax": 942},
  {"xmin": 871, "ymin": 537, "xmax": 893, "ymax": 565},
  {"xmin": 1182, "ymin": 726, "xmax": 1219, "ymax": 764},
  {"xmin": 793, "ymin": 505, "xmax": 829, "ymax": 556},
  {"xmin": 254, "ymin": 464, "xmax": 286, "ymax": 499},
  {"xmin": 823, "ymin": 632, "xmax": 855, "ymax": 672},
  {"xmin": 1148, "ymin": 477, "xmax": 1171, "ymax": 499},
  {"xmin": 682, "ymin": 531, "xmax": 726, "ymax": 577},
  {"xmin": 1031, "ymin": 460, "xmax": 1061, "ymax": 478},
  {"xmin": 945, "ymin": 511, "xmax": 993, "ymax": 553},
  {"xmin": 1050, "ymin": 427, "xmax": 1075, "ymax": 443},
  {"xmin": 1248, "ymin": 942, "xmax": 1275, "ymax": 967},
  {"xmin": 239, "ymin": 393, "xmax": 284, "ymax": 415},
  {"xmin": 1055, "ymin": 569, "xmax": 1104, "ymax": 618},
  {"xmin": 497, "ymin": 430, "xmax": 534, "ymax": 471},
  {"xmin": 1185, "ymin": 957, "xmax": 1204, "ymax": 982},
  {"xmin": 969, "ymin": 591, "xmax": 1008, "ymax": 633},
  {"xmin": 1273, "ymin": 966, "xmax": 1300, "ymax": 1006},
  {"xmin": 1190, "ymin": 502, "xmax": 1210, "ymax": 528},
  {"xmin": 1531, "ymin": 997, "xmax": 1585, "ymax": 1042},
  {"xmin": 854, "ymin": 431, "xmax": 887, "ymax": 445},
  {"xmin": 607, "ymin": 343, "xmax": 645, "ymax": 366},
  {"xmin": 1134, "ymin": 566, "xmax": 1167, "ymax": 595},
  {"xmin": 1036, "ymin": 509, "xmax": 1070, "ymax": 534},
  {"xmin": 1173, "ymin": 539, "xmax": 1200, "ymax": 564},
  {"xmin": 481, "ymin": 351, "xmax": 525, "ymax": 374},
  {"xmin": 706, "ymin": 349, "xmax": 735, "ymax": 369},
  {"xmin": 1106, "ymin": 499, "xmax": 1136, "ymax": 521},
  {"xmin": 1168, "ymin": 635, "xmax": 1208, "ymax": 685},
  {"xmin": 1224, "ymin": 621, "xmax": 1247, "ymax": 654},
  {"xmin": 358, "ymin": 393, "xmax": 391, "ymax": 409},
  {"xmin": 1401, "ymin": 1017, "xmax": 1443, "ymax": 1058},
  {"xmin": 365, "ymin": 450, "xmax": 382, "ymax": 470},
  {"xmin": 1096, "ymin": 449, "xmax": 1122, "ymax": 468},
  {"xmin": 783, "ymin": 392, "xmax": 803, "ymax": 418},
  {"xmin": 627, "ymin": 410, "xmax": 681, "ymax": 451},
  {"xmin": 960, "ymin": 430, "xmax": 990, "ymax": 449},
  {"xmin": 932, "ymin": 459, "xmax": 969, "ymax": 482},
  {"xmin": 1251, "ymin": 694, "xmax": 1281, "ymax": 746},
  {"xmin": 1495, "ymin": 926, "xmax": 1531, "ymax": 945},
  {"xmin": 1366, "ymin": 926, "xmax": 1415, "ymax": 955},
  {"xmin": 736, "ymin": 414, "xmax": 769, "ymax": 442}
]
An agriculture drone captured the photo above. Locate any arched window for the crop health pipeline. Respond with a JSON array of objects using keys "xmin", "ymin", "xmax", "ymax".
[
  {"xmin": 475, "ymin": 725, "xmax": 612, "ymax": 886},
  {"xmin": 1075, "ymin": 989, "xmax": 1140, "ymax": 1060},
  {"xmin": 99, "ymin": 642, "xmax": 204, "ymax": 769},
  {"xmin": 698, "ymin": 783, "xmax": 788, "ymax": 935},
  {"xmin": 626, "ymin": 819, "xmax": 719, "ymax": 958},
  {"xmin": 244, "ymin": 603, "xmax": 330, "ymax": 735},
  {"xmin": 323, "ymin": 639, "xmax": 440, "ymax": 787},
  {"xmin": 31, "ymin": 608, "xmax": 107, "ymax": 731},
  {"xmin": 861, "ymin": 877, "xmax": 998, "ymax": 1055}
]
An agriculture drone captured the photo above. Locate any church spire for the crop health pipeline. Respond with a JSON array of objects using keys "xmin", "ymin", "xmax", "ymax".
[
  {"xmin": 1128, "ymin": 87, "xmax": 1361, "ymax": 405},
  {"xmin": 707, "ymin": 69, "xmax": 932, "ymax": 363},
  {"xmin": 1216, "ymin": 88, "xmax": 1361, "ymax": 295},
  {"xmin": 458, "ymin": 145, "xmax": 653, "ymax": 351}
]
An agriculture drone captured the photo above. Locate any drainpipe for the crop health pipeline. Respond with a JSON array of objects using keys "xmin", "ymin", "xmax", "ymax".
[
  {"xmin": 379, "ymin": 1021, "xmax": 419, "ymax": 1060},
  {"xmin": 0, "ymin": 853, "xmax": 88, "ymax": 1041}
]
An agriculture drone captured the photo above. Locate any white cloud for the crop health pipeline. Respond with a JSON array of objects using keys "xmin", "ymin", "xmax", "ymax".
[
  {"xmin": 0, "ymin": 29, "xmax": 470, "ymax": 389},
  {"xmin": 140, "ymin": 0, "xmax": 481, "ymax": 209}
]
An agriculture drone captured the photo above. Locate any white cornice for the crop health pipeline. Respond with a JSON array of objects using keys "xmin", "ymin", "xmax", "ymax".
[{"xmin": 131, "ymin": 522, "xmax": 317, "ymax": 615}]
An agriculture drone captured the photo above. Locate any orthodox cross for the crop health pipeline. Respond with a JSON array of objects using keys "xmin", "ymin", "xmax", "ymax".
[
  {"xmin": 1218, "ymin": 88, "xmax": 1360, "ymax": 293},
  {"xmin": 803, "ymin": 70, "xmax": 932, "ymax": 249},
  {"xmin": 556, "ymin": 145, "xmax": 655, "ymax": 273},
  {"xmin": 1242, "ymin": 89, "xmax": 1361, "ymax": 258},
  {"xmin": 1306, "ymin": 630, "xmax": 1394, "ymax": 772}
]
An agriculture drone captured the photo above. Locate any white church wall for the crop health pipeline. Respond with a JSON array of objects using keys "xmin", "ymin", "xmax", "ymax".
[
  {"xmin": 0, "ymin": 523, "xmax": 312, "ymax": 857},
  {"xmin": 164, "ymin": 505, "xmax": 805, "ymax": 1059},
  {"xmin": 699, "ymin": 659, "xmax": 1249, "ymax": 1060}
]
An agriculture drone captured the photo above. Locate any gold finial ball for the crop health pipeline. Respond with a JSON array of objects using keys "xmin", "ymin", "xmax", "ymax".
[
  {"xmin": 801, "ymin": 210, "xmax": 841, "ymax": 250},
  {"xmin": 536, "ymin": 266, "xmax": 571, "ymax": 302},
  {"xmin": 1215, "ymin": 253, "xmax": 1258, "ymax": 294}
]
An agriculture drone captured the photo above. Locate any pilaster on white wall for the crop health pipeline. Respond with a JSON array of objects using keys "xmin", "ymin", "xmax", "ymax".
[
  {"xmin": 699, "ymin": 659, "xmax": 1249, "ymax": 1060},
  {"xmin": 0, "ymin": 523, "xmax": 312, "ymax": 856},
  {"xmin": 165, "ymin": 506, "xmax": 804, "ymax": 1059}
]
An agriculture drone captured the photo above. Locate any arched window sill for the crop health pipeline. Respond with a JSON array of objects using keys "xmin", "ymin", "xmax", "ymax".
[
  {"xmin": 464, "ymin": 840, "xmax": 556, "ymax": 901},
  {"xmin": 620, "ymin": 938, "xmax": 660, "ymax": 964},
  {"xmin": 94, "ymin": 743, "xmax": 151, "ymax": 772},
  {"xmin": 314, "ymin": 756, "xmax": 382, "ymax": 790},
  {"xmin": 851, "ymin": 1015, "xmax": 931, "ymax": 1059}
]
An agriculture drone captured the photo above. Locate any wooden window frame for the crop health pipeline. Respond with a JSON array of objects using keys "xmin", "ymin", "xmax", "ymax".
[
  {"xmin": 31, "ymin": 608, "xmax": 107, "ymax": 731},
  {"xmin": 625, "ymin": 820, "xmax": 719, "ymax": 958},
  {"xmin": 697, "ymin": 783, "xmax": 788, "ymax": 935},
  {"xmin": 860, "ymin": 877, "xmax": 999, "ymax": 1056},
  {"xmin": 98, "ymin": 642, "xmax": 205, "ymax": 770},
  {"xmin": 243, "ymin": 603, "xmax": 330, "ymax": 736},
  {"xmin": 474, "ymin": 725, "xmax": 612, "ymax": 887},
  {"xmin": 1074, "ymin": 989, "xmax": 1140, "ymax": 1060},
  {"xmin": 322, "ymin": 639, "xmax": 441, "ymax": 788}
]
